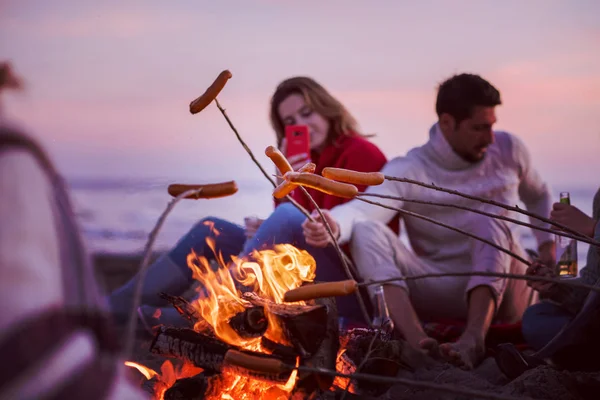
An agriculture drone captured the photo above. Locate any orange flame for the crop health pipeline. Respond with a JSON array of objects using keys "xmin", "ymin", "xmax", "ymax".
[
  {"xmin": 187, "ymin": 240, "xmax": 316, "ymax": 351},
  {"xmin": 125, "ymin": 360, "xmax": 203, "ymax": 400},
  {"xmin": 184, "ymin": 237, "xmax": 316, "ymax": 398}
]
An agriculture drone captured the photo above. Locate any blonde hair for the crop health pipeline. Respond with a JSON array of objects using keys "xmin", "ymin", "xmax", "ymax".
[{"xmin": 269, "ymin": 76, "xmax": 362, "ymax": 147}]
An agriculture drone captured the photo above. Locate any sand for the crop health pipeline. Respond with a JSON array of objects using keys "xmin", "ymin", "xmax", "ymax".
[{"xmin": 97, "ymin": 253, "xmax": 599, "ymax": 400}]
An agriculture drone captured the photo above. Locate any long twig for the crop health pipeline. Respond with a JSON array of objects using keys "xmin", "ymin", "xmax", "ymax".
[
  {"xmin": 384, "ymin": 175, "xmax": 589, "ymax": 241},
  {"xmin": 213, "ymin": 98, "xmax": 313, "ymax": 221},
  {"xmin": 359, "ymin": 270, "xmax": 600, "ymax": 294},
  {"xmin": 358, "ymin": 192, "xmax": 600, "ymax": 247},
  {"xmin": 283, "ymin": 363, "xmax": 528, "ymax": 400},
  {"xmin": 298, "ymin": 186, "xmax": 372, "ymax": 327},
  {"xmin": 123, "ymin": 188, "xmax": 203, "ymax": 359},
  {"xmin": 356, "ymin": 197, "xmax": 531, "ymax": 266}
]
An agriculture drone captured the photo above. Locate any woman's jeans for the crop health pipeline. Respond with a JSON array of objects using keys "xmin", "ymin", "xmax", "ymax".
[
  {"xmin": 137, "ymin": 203, "xmax": 366, "ymax": 324},
  {"xmin": 522, "ymin": 301, "xmax": 600, "ymax": 370}
]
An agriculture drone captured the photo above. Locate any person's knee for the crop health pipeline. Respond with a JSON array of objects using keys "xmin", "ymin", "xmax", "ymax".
[
  {"xmin": 522, "ymin": 302, "xmax": 571, "ymax": 350},
  {"xmin": 351, "ymin": 220, "xmax": 389, "ymax": 243},
  {"xmin": 269, "ymin": 203, "xmax": 306, "ymax": 230}
]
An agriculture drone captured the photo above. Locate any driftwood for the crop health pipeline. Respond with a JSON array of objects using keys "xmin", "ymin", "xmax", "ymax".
[{"xmin": 242, "ymin": 292, "xmax": 328, "ymax": 355}]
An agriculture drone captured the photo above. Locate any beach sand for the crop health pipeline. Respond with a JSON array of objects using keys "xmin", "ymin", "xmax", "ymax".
[{"xmin": 96, "ymin": 253, "xmax": 598, "ymax": 400}]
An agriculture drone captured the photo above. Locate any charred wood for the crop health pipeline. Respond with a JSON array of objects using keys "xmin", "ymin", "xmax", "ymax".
[{"xmin": 242, "ymin": 292, "xmax": 328, "ymax": 355}]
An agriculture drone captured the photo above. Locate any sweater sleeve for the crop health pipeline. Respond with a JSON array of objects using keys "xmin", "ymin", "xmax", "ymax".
[
  {"xmin": 330, "ymin": 156, "xmax": 415, "ymax": 244},
  {"xmin": 510, "ymin": 134, "xmax": 554, "ymax": 247}
]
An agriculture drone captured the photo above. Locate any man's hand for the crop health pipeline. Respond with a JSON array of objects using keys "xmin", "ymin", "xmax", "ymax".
[
  {"xmin": 301, "ymin": 209, "xmax": 339, "ymax": 248},
  {"xmin": 537, "ymin": 240, "xmax": 556, "ymax": 267},
  {"xmin": 550, "ymin": 202, "xmax": 597, "ymax": 238},
  {"xmin": 525, "ymin": 261, "xmax": 557, "ymax": 296}
]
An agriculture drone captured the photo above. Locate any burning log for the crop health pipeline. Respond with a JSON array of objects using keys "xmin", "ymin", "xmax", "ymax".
[
  {"xmin": 299, "ymin": 296, "xmax": 340, "ymax": 391},
  {"xmin": 163, "ymin": 372, "xmax": 216, "ymax": 400},
  {"xmin": 228, "ymin": 305, "xmax": 268, "ymax": 337},
  {"xmin": 159, "ymin": 292, "xmax": 268, "ymax": 338},
  {"xmin": 150, "ymin": 326, "xmax": 230, "ymax": 372},
  {"xmin": 150, "ymin": 327, "xmax": 297, "ymax": 384},
  {"xmin": 242, "ymin": 292, "xmax": 328, "ymax": 355}
]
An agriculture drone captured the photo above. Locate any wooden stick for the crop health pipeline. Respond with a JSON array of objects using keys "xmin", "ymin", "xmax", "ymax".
[
  {"xmin": 123, "ymin": 188, "xmax": 204, "ymax": 359},
  {"xmin": 298, "ymin": 186, "xmax": 372, "ymax": 327},
  {"xmin": 356, "ymin": 197, "xmax": 531, "ymax": 266},
  {"xmin": 283, "ymin": 364, "xmax": 530, "ymax": 400},
  {"xmin": 360, "ymin": 271, "xmax": 600, "ymax": 294},
  {"xmin": 213, "ymin": 98, "xmax": 313, "ymax": 221},
  {"xmin": 357, "ymin": 192, "xmax": 600, "ymax": 247},
  {"xmin": 384, "ymin": 175, "xmax": 589, "ymax": 241}
]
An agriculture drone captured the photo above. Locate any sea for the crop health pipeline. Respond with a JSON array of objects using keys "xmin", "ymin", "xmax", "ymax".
[{"xmin": 68, "ymin": 177, "xmax": 597, "ymax": 267}]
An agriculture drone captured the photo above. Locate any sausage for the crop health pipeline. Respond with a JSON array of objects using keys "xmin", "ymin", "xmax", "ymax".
[
  {"xmin": 189, "ymin": 70, "xmax": 232, "ymax": 114},
  {"xmin": 265, "ymin": 146, "xmax": 293, "ymax": 175},
  {"xmin": 285, "ymin": 172, "xmax": 358, "ymax": 199},
  {"xmin": 298, "ymin": 162, "xmax": 316, "ymax": 174},
  {"xmin": 224, "ymin": 350, "xmax": 286, "ymax": 374},
  {"xmin": 322, "ymin": 167, "xmax": 384, "ymax": 186},
  {"xmin": 283, "ymin": 280, "xmax": 358, "ymax": 302},
  {"xmin": 272, "ymin": 181, "xmax": 297, "ymax": 199},
  {"xmin": 167, "ymin": 181, "xmax": 238, "ymax": 199},
  {"xmin": 271, "ymin": 162, "xmax": 316, "ymax": 199}
]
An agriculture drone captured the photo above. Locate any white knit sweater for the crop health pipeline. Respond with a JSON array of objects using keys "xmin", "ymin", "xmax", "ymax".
[{"xmin": 332, "ymin": 123, "xmax": 553, "ymax": 260}]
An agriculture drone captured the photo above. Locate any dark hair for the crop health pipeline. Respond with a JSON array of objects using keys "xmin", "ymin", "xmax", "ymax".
[
  {"xmin": 269, "ymin": 76, "xmax": 361, "ymax": 147},
  {"xmin": 435, "ymin": 73, "xmax": 501, "ymax": 124}
]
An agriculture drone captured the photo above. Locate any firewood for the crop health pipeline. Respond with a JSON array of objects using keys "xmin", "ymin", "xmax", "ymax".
[
  {"xmin": 297, "ymin": 296, "xmax": 340, "ymax": 392},
  {"xmin": 242, "ymin": 292, "xmax": 328, "ymax": 355},
  {"xmin": 159, "ymin": 292, "xmax": 268, "ymax": 337},
  {"xmin": 163, "ymin": 372, "xmax": 215, "ymax": 400},
  {"xmin": 149, "ymin": 327, "xmax": 230, "ymax": 372}
]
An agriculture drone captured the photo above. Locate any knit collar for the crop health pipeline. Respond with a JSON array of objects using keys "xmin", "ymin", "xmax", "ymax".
[{"xmin": 425, "ymin": 123, "xmax": 476, "ymax": 171}]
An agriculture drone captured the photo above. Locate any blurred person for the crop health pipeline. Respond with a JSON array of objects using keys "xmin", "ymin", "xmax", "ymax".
[
  {"xmin": 301, "ymin": 73, "xmax": 554, "ymax": 370},
  {"xmin": 0, "ymin": 100, "xmax": 147, "ymax": 399},
  {"xmin": 109, "ymin": 76, "xmax": 399, "ymax": 329},
  {"xmin": 516, "ymin": 188, "xmax": 600, "ymax": 371}
]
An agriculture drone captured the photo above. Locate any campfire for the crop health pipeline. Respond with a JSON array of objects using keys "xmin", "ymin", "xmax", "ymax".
[{"xmin": 126, "ymin": 222, "xmax": 408, "ymax": 399}]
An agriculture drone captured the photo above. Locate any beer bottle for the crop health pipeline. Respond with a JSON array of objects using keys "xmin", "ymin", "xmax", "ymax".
[
  {"xmin": 371, "ymin": 285, "xmax": 394, "ymax": 333},
  {"xmin": 555, "ymin": 192, "xmax": 578, "ymax": 277}
]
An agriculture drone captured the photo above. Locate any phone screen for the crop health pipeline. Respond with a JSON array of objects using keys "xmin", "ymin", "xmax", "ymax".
[{"xmin": 284, "ymin": 125, "xmax": 310, "ymax": 159}]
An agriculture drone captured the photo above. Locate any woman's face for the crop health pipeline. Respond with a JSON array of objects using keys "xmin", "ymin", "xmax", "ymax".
[{"xmin": 278, "ymin": 93, "xmax": 330, "ymax": 152}]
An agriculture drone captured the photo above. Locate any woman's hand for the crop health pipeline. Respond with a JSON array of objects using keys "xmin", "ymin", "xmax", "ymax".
[
  {"xmin": 302, "ymin": 210, "xmax": 340, "ymax": 247},
  {"xmin": 550, "ymin": 202, "xmax": 597, "ymax": 238}
]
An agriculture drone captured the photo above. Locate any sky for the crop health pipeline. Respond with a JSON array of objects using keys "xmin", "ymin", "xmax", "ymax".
[{"xmin": 1, "ymin": 0, "xmax": 599, "ymax": 192}]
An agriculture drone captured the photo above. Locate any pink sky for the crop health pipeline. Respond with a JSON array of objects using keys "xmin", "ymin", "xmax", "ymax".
[{"xmin": 1, "ymin": 0, "xmax": 599, "ymax": 190}]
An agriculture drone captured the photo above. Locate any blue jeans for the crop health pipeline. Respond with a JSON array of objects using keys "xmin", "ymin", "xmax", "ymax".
[
  {"xmin": 521, "ymin": 301, "xmax": 574, "ymax": 351},
  {"xmin": 170, "ymin": 203, "xmax": 367, "ymax": 324}
]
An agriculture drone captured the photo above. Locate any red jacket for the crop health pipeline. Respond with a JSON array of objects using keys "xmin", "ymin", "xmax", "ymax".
[{"xmin": 276, "ymin": 134, "xmax": 400, "ymax": 234}]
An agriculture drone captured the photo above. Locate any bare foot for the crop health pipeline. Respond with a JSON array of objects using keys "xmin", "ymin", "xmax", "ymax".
[
  {"xmin": 418, "ymin": 337, "xmax": 441, "ymax": 359},
  {"xmin": 439, "ymin": 334, "xmax": 485, "ymax": 370}
]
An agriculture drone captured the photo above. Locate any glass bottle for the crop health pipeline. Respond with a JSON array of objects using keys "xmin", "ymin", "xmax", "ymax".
[
  {"xmin": 371, "ymin": 285, "xmax": 394, "ymax": 333},
  {"xmin": 555, "ymin": 192, "xmax": 578, "ymax": 277}
]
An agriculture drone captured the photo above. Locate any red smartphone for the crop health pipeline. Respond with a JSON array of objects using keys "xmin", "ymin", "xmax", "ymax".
[{"xmin": 285, "ymin": 125, "xmax": 310, "ymax": 159}]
